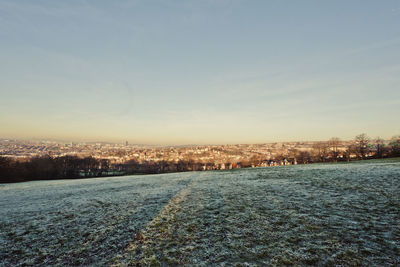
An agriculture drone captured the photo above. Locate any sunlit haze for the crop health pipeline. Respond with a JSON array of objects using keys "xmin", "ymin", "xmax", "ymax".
[{"xmin": 1, "ymin": 1, "xmax": 399, "ymax": 145}]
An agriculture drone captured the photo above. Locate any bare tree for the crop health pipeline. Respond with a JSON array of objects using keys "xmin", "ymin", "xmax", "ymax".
[
  {"xmin": 343, "ymin": 143, "xmax": 355, "ymax": 162},
  {"xmin": 328, "ymin": 137, "xmax": 341, "ymax": 162},
  {"xmin": 297, "ymin": 151, "xmax": 311, "ymax": 164},
  {"xmin": 355, "ymin": 133, "xmax": 370, "ymax": 159},
  {"xmin": 288, "ymin": 148, "xmax": 299, "ymax": 164},
  {"xmin": 312, "ymin": 141, "xmax": 329, "ymax": 162},
  {"xmin": 374, "ymin": 137, "xmax": 384, "ymax": 158},
  {"xmin": 389, "ymin": 135, "xmax": 400, "ymax": 156}
]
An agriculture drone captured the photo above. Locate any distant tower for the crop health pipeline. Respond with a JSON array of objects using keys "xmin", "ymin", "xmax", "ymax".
[{"xmin": 125, "ymin": 141, "xmax": 128, "ymax": 146}]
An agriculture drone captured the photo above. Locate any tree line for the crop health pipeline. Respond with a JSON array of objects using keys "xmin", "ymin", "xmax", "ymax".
[
  {"xmin": 270, "ymin": 134, "xmax": 400, "ymax": 165},
  {"xmin": 1, "ymin": 134, "xmax": 399, "ymax": 183},
  {"xmin": 309, "ymin": 134, "xmax": 400, "ymax": 162},
  {"xmin": 0, "ymin": 155, "xmax": 115, "ymax": 183}
]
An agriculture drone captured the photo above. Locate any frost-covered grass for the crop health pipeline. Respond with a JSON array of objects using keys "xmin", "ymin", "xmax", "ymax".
[
  {"xmin": 1, "ymin": 159, "xmax": 399, "ymax": 266},
  {"xmin": 0, "ymin": 173, "xmax": 195, "ymax": 266}
]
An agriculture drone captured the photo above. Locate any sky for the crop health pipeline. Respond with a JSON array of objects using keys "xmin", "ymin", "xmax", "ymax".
[{"xmin": 0, "ymin": 0, "xmax": 400, "ymax": 145}]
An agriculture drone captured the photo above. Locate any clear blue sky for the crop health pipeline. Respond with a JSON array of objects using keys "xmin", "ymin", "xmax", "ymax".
[{"xmin": 1, "ymin": 0, "xmax": 399, "ymax": 145}]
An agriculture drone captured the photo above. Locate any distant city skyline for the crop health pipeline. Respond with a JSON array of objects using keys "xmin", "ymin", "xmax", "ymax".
[
  {"xmin": 1, "ymin": 132, "xmax": 398, "ymax": 147},
  {"xmin": 1, "ymin": 1, "xmax": 399, "ymax": 145}
]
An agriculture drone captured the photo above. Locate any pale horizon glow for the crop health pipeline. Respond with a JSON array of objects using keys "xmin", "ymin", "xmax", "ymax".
[{"xmin": 1, "ymin": 1, "xmax": 400, "ymax": 145}]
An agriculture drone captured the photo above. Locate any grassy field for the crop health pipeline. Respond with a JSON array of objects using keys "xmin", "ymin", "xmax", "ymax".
[{"xmin": 1, "ymin": 159, "xmax": 399, "ymax": 266}]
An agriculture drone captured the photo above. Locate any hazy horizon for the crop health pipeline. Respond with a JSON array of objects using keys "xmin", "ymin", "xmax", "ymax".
[
  {"xmin": 0, "ymin": 133, "xmax": 398, "ymax": 147},
  {"xmin": 1, "ymin": 1, "xmax": 400, "ymax": 145}
]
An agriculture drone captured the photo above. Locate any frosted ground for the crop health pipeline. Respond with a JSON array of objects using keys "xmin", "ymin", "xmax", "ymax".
[{"xmin": 1, "ymin": 159, "xmax": 399, "ymax": 266}]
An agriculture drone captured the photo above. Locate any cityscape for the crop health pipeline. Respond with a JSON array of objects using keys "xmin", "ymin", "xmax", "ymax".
[
  {"xmin": 1, "ymin": 134, "xmax": 399, "ymax": 178},
  {"xmin": 0, "ymin": 137, "xmax": 364, "ymax": 168}
]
